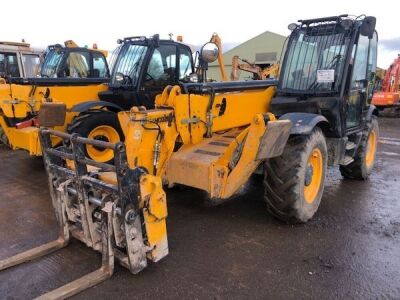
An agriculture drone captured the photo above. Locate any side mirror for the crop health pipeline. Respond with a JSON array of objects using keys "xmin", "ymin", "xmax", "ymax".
[
  {"xmin": 360, "ymin": 16, "xmax": 376, "ymax": 39},
  {"xmin": 200, "ymin": 42, "xmax": 219, "ymax": 63}
]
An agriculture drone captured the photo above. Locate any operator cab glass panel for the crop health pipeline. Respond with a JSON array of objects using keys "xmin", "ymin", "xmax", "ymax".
[
  {"xmin": 65, "ymin": 51, "xmax": 90, "ymax": 78},
  {"xmin": 40, "ymin": 49, "xmax": 63, "ymax": 77},
  {"xmin": 279, "ymin": 24, "xmax": 351, "ymax": 94},
  {"xmin": 111, "ymin": 44, "xmax": 147, "ymax": 85},
  {"xmin": 143, "ymin": 44, "xmax": 194, "ymax": 88},
  {"xmin": 144, "ymin": 45, "xmax": 177, "ymax": 88},
  {"xmin": 22, "ymin": 54, "xmax": 40, "ymax": 77},
  {"xmin": 367, "ymin": 32, "xmax": 378, "ymax": 101},
  {"xmin": 40, "ymin": 49, "xmax": 109, "ymax": 79},
  {"xmin": 0, "ymin": 52, "xmax": 20, "ymax": 77},
  {"xmin": 93, "ymin": 52, "xmax": 108, "ymax": 78},
  {"xmin": 179, "ymin": 47, "xmax": 193, "ymax": 80},
  {"xmin": 346, "ymin": 32, "xmax": 377, "ymax": 128}
]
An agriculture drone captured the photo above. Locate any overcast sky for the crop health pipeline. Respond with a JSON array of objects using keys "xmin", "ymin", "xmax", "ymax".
[{"xmin": 4, "ymin": 0, "xmax": 399, "ymax": 68}]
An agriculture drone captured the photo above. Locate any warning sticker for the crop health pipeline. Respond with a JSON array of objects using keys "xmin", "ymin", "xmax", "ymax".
[{"xmin": 317, "ymin": 69, "xmax": 335, "ymax": 83}]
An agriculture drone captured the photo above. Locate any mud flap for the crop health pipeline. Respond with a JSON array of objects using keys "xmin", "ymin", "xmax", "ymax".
[{"xmin": 256, "ymin": 119, "xmax": 292, "ymax": 160}]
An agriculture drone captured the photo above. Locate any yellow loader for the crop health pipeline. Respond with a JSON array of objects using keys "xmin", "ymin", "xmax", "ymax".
[
  {"xmin": 0, "ymin": 15, "xmax": 380, "ymax": 299},
  {"xmin": 0, "ymin": 40, "xmax": 110, "ymax": 153}
]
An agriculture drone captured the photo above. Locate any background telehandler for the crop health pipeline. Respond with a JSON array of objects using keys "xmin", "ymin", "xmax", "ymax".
[
  {"xmin": 0, "ymin": 14, "xmax": 380, "ymax": 299},
  {"xmin": 0, "ymin": 35, "xmax": 223, "ymax": 163},
  {"xmin": 0, "ymin": 40, "xmax": 110, "ymax": 151},
  {"xmin": 0, "ymin": 40, "xmax": 42, "ymax": 81}
]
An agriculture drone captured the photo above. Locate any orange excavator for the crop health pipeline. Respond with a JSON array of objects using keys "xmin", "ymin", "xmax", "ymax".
[
  {"xmin": 230, "ymin": 55, "xmax": 279, "ymax": 81},
  {"xmin": 372, "ymin": 54, "xmax": 400, "ymax": 110}
]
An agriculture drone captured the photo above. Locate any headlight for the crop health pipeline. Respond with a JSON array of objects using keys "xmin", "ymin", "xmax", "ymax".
[
  {"xmin": 189, "ymin": 73, "xmax": 199, "ymax": 83},
  {"xmin": 115, "ymin": 72, "xmax": 124, "ymax": 82}
]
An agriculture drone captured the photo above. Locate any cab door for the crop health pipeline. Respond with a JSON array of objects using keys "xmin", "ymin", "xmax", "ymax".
[
  {"xmin": 139, "ymin": 44, "xmax": 193, "ymax": 108},
  {"xmin": 346, "ymin": 32, "xmax": 377, "ymax": 129}
]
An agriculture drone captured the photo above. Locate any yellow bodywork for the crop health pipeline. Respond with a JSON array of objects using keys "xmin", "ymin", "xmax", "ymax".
[
  {"xmin": 90, "ymin": 83, "xmax": 290, "ymax": 258},
  {"xmin": 0, "ymin": 83, "xmax": 108, "ymax": 155},
  {"xmin": 113, "ymin": 84, "xmax": 290, "ymax": 199}
]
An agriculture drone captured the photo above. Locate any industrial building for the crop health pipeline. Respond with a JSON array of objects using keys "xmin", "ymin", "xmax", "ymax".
[{"xmin": 207, "ymin": 30, "xmax": 286, "ymax": 81}]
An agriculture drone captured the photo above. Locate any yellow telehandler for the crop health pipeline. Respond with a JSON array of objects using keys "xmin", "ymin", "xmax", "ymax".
[
  {"xmin": 0, "ymin": 35, "xmax": 223, "ymax": 163},
  {"xmin": 0, "ymin": 15, "xmax": 380, "ymax": 298},
  {"xmin": 0, "ymin": 40, "xmax": 110, "ymax": 152},
  {"xmin": 0, "ymin": 40, "xmax": 42, "ymax": 81}
]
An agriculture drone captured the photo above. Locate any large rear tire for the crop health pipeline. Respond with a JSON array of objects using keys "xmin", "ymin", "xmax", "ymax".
[
  {"xmin": 264, "ymin": 127, "xmax": 327, "ymax": 223},
  {"xmin": 67, "ymin": 110, "xmax": 124, "ymax": 164},
  {"xmin": 340, "ymin": 116, "xmax": 379, "ymax": 180}
]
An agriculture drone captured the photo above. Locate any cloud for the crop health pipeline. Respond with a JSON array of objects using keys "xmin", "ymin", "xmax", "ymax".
[{"xmin": 379, "ymin": 37, "xmax": 400, "ymax": 51}]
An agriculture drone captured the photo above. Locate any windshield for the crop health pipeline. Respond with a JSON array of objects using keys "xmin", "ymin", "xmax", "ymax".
[
  {"xmin": 40, "ymin": 49, "xmax": 63, "ymax": 77},
  {"xmin": 22, "ymin": 54, "xmax": 41, "ymax": 77},
  {"xmin": 280, "ymin": 26, "xmax": 351, "ymax": 93},
  {"xmin": 111, "ymin": 44, "xmax": 147, "ymax": 85}
]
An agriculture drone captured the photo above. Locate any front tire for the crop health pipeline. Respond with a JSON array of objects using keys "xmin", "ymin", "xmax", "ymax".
[
  {"xmin": 264, "ymin": 128, "xmax": 328, "ymax": 223},
  {"xmin": 67, "ymin": 110, "xmax": 124, "ymax": 164},
  {"xmin": 340, "ymin": 116, "xmax": 379, "ymax": 180}
]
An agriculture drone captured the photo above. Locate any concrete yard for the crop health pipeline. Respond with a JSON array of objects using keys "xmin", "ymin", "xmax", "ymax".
[{"xmin": 0, "ymin": 117, "xmax": 399, "ymax": 299}]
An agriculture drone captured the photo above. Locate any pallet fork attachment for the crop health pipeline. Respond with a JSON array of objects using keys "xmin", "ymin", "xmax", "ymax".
[{"xmin": 0, "ymin": 128, "xmax": 167, "ymax": 299}]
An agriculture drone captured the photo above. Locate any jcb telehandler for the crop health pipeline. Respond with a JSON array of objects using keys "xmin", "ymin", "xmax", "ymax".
[
  {"xmin": 0, "ymin": 36, "xmax": 202, "ymax": 162},
  {"xmin": 0, "ymin": 15, "xmax": 379, "ymax": 298},
  {"xmin": 0, "ymin": 40, "xmax": 42, "ymax": 81},
  {"xmin": 0, "ymin": 40, "xmax": 110, "ymax": 150}
]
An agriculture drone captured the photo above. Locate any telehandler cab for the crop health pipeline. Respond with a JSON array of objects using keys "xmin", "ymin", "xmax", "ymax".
[
  {"xmin": 0, "ymin": 41, "xmax": 42, "ymax": 81},
  {"xmin": 0, "ymin": 15, "xmax": 380, "ymax": 298}
]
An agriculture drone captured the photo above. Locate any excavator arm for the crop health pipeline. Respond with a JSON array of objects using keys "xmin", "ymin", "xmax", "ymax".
[
  {"xmin": 210, "ymin": 33, "xmax": 228, "ymax": 81},
  {"xmin": 231, "ymin": 55, "xmax": 279, "ymax": 81}
]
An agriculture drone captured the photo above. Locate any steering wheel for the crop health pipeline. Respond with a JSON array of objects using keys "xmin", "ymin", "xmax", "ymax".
[{"xmin": 145, "ymin": 72, "xmax": 154, "ymax": 81}]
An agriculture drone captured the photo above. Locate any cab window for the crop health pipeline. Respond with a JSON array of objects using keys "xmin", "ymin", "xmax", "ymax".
[
  {"xmin": 144, "ymin": 45, "xmax": 177, "ymax": 88},
  {"xmin": 65, "ymin": 51, "xmax": 90, "ymax": 78},
  {"xmin": 0, "ymin": 53, "xmax": 20, "ymax": 77},
  {"xmin": 92, "ymin": 52, "xmax": 108, "ymax": 78},
  {"xmin": 367, "ymin": 32, "xmax": 378, "ymax": 101},
  {"xmin": 179, "ymin": 47, "xmax": 193, "ymax": 80},
  {"xmin": 40, "ymin": 49, "xmax": 63, "ymax": 77},
  {"xmin": 22, "ymin": 54, "xmax": 40, "ymax": 77},
  {"xmin": 350, "ymin": 34, "xmax": 369, "ymax": 90}
]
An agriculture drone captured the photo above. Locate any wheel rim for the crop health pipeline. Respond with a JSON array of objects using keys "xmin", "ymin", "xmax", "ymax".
[
  {"xmin": 365, "ymin": 129, "xmax": 377, "ymax": 169},
  {"xmin": 304, "ymin": 148, "xmax": 323, "ymax": 204},
  {"xmin": 86, "ymin": 125, "xmax": 120, "ymax": 162}
]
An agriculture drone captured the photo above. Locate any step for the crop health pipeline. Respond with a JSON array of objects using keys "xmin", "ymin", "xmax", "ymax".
[
  {"xmin": 341, "ymin": 155, "xmax": 354, "ymax": 166},
  {"xmin": 345, "ymin": 141, "xmax": 356, "ymax": 150}
]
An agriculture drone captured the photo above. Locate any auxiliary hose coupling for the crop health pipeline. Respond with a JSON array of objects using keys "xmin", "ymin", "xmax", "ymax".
[
  {"xmin": 153, "ymin": 131, "xmax": 163, "ymax": 175},
  {"xmin": 205, "ymin": 86, "xmax": 216, "ymax": 138}
]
